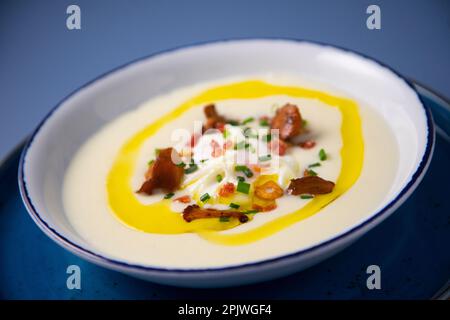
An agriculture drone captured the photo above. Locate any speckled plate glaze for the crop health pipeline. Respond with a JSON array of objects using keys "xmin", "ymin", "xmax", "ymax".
[{"xmin": 1, "ymin": 83, "xmax": 448, "ymax": 299}]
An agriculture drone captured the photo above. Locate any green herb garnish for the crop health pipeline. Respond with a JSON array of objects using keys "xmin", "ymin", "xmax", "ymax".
[
  {"xmin": 235, "ymin": 165, "xmax": 253, "ymax": 178},
  {"xmin": 176, "ymin": 162, "xmax": 186, "ymax": 168},
  {"xmin": 227, "ymin": 120, "xmax": 240, "ymax": 126},
  {"xmin": 242, "ymin": 117, "xmax": 254, "ymax": 125},
  {"xmin": 216, "ymin": 174, "xmax": 223, "ymax": 183},
  {"xmin": 229, "ymin": 203, "xmax": 240, "ymax": 209},
  {"xmin": 164, "ymin": 192, "xmax": 175, "ymax": 199},
  {"xmin": 237, "ymin": 181, "xmax": 251, "ymax": 194},
  {"xmin": 319, "ymin": 148, "xmax": 327, "ymax": 161},
  {"xmin": 262, "ymin": 134, "xmax": 272, "ymax": 142},
  {"xmin": 219, "ymin": 216, "xmax": 230, "ymax": 222},
  {"xmin": 223, "ymin": 129, "xmax": 230, "ymax": 139},
  {"xmin": 200, "ymin": 193, "xmax": 211, "ymax": 202},
  {"xmin": 302, "ymin": 119, "xmax": 308, "ymax": 127},
  {"xmin": 300, "ymin": 194, "xmax": 314, "ymax": 199},
  {"xmin": 259, "ymin": 119, "xmax": 269, "ymax": 127},
  {"xmin": 154, "ymin": 148, "xmax": 161, "ymax": 156},
  {"xmin": 234, "ymin": 141, "xmax": 246, "ymax": 150},
  {"xmin": 245, "ymin": 209, "xmax": 259, "ymax": 215},
  {"xmin": 147, "ymin": 159, "xmax": 155, "ymax": 166},
  {"xmin": 306, "ymin": 169, "xmax": 318, "ymax": 176},
  {"xmin": 243, "ymin": 127, "xmax": 258, "ymax": 138},
  {"xmin": 237, "ymin": 176, "xmax": 245, "ymax": 182},
  {"xmin": 258, "ymin": 154, "xmax": 272, "ymax": 162},
  {"xmin": 308, "ymin": 162, "xmax": 321, "ymax": 168},
  {"xmin": 184, "ymin": 164, "xmax": 198, "ymax": 174}
]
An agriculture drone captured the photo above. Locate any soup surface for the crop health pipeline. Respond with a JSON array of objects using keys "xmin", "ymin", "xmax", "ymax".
[{"xmin": 63, "ymin": 76, "xmax": 398, "ymax": 268}]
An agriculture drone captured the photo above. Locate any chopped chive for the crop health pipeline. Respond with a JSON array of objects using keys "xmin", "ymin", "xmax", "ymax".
[
  {"xmin": 227, "ymin": 120, "xmax": 240, "ymax": 126},
  {"xmin": 306, "ymin": 169, "xmax": 318, "ymax": 176},
  {"xmin": 234, "ymin": 164, "xmax": 246, "ymax": 171},
  {"xmin": 184, "ymin": 164, "xmax": 198, "ymax": 174},
  {"xmin": 216, "ymin": 174, "xmax": 223, "ymax": 183},
  {"xmin": 235, "ymin": 165, "xmax": 253, "ymax": 178},
  {"xmin": 244, "ymin": 143, "xmax": 250, "ymax": 149},
  {"xmin": 219, "ymin": 216, "xmax": 230, "ymax": 222},
  {"xmin": 200, "ymin": 159, "xmax": 208, "ymax": 163},
  {"xmin": 300, "ymin": 194, "xmax": 314, "ymax": 199},
  {"xmin": 242, "ymin": 117, "xmax": 254, "ymax": 125},
  {"xmin": 200, "ymin": 193, "xmax": 210, "ymax": 202},
  {"xmin": 223, "ymin": 129, "xmax": 230, "ymax": 139},
  {"xmin": 245, "ymin": 209, "xmax": 259, "ymax": 215},
  {"xmin": 258, "ymin": 154, "xmax": 272, "ymax": 162},
  {"xmin": 237, "ymin": 181, "xmax": 250, "ymax": 194},
  {"xmin": 229, "ymin": 203, "xmax": 240, "ymax": 209},
  {"xmin": 154, "ymin": 148, "xmax": 161, "ymax": 156},
  {"xmin": 147, "ymin": 159, "xmax": 155, "ymax": 166},
  {"xmin": 308, "ymin": 162, "xmax": 321, "ymax": 168},
  {"xmin": 319, "ymin": 148, "xmax": 327, "ymax": 161},
  {"xmin": 176, "ymin": 161, "xmax": 186, "ymax": 167},
  {"xmin": 259, "ymin": 119, "xmax": 269, "ymax": 127},
  {"xmin": 237, "ymin": 176, "xmax": 245, "ymax": 182},
  {"xmin": 234, "ymin": 141, "xmax": 246, "ymax": 150},
  {"xmin": 164, "ymin": 192, "xmax": 175, "ymax": 199},
  {"xmin": 302, "ymin": 119, "xmax": 308, "ymax": 127},
  {"xmin": 243, "ymin": 127, "xmax": 258, "ymax": 138},
  {"xmin": 262, "ymin": 134, "xmax": 272, "ymax": 142}
]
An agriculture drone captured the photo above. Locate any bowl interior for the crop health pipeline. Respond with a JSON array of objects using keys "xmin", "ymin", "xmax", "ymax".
[{"xmin": 20, "ymin": 39, "xmax": 431, "ymax": 269}]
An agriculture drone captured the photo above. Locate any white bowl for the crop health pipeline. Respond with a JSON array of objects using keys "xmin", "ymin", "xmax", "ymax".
[{"xmin": 18, "ymin": 39, "xmax": 434, "ymax": 287}]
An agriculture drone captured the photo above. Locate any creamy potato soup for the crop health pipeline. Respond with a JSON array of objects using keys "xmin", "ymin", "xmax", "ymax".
[{"xmin": 63, "ymin": 76, "xmax": 398, "ymax": 268}]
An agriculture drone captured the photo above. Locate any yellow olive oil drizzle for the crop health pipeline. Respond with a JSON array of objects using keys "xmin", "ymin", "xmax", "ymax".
[{"xmin": 106, "ymin": 80, "xmax": 364, "ymax": 245}]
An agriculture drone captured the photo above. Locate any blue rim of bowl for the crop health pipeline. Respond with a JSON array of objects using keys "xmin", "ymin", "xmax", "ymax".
[{"xmin": 18, "ymin": 38, "xmax": 435, "ymax": 273}]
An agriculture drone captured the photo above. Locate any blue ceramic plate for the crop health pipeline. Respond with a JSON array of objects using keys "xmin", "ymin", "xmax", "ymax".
[{"xmin": 1, "ymin": 82, "xmax": 448, "ymax": 299}]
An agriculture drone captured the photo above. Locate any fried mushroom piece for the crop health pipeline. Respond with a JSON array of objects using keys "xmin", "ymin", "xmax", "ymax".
[
  {"xmin": 203, "ymin": 103, "xmax": 227, "ymax": 131},
  {"xmin": 183, "ymin": 205, "xmax": 249, "ymax": 223},
  {"xmin": 270, "ymin": 103, "xmax": 303, "ymax": 140},
  {"xmin": 287, "ymin": 176, "xmax": 335, "ymax": 195},
  {"xmin": 137, "ymin": 147, "xmax": 184, "ymax": 195}
]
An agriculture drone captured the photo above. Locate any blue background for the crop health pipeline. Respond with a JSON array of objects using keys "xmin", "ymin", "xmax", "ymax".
[{"xmin": 0, "ymin": 0, "xmax": 449, "ymax": 158}]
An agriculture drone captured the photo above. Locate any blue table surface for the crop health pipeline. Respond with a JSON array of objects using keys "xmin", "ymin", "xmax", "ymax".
[{"xmin": 0, "ymin": 0, "xmax": 450, "ymax": 158}]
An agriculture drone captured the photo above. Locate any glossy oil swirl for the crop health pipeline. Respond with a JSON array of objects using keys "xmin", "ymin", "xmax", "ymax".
[{"xmin": 106, "ymin": 80, "xmax": 364, "ymax": 245}]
